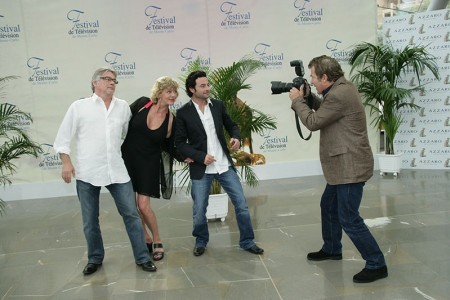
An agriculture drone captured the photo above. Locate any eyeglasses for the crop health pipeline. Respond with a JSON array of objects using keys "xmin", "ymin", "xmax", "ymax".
[{"xmin": 99, "ymin": 77, "xmax": 118, "ymax": 84}]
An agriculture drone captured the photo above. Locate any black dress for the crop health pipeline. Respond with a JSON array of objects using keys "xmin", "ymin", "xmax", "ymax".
[{"xmin": 122, "ymin": 104, "xmax": 169, "ymax": 198}]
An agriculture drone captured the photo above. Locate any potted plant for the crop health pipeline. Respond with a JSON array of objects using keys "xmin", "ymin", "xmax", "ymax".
[
  {"xmin": 349, "ymin": 42, "xmax": 439, "ymax": 176},
  {"xmin": 0, "ymin": 76, "xmax": 43, "ymax": 215},
  {"xmin": 177, "ymin": 56, "xmax": 277, "ymax": 220}
]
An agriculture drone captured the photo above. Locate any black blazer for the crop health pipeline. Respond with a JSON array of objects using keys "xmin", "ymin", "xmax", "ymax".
[{"xmin": 174, "ymin": 99, "xmax": 240, "ymax": 180}]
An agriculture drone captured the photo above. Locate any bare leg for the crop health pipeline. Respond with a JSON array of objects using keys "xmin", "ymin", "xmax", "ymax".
[
  {"xmin": 136, "ymin": 194, "xmax": 162, "ymax": 245},
  {"xmin": 135, "ymin": 194, "xmax": 153, "ymax": 244},
  {"xmin": 141, "ymin": 216, "xmax": 152, "ymax": 244},
  {"xmin": 137, "ymin": 194, "xmax": 164, "ymax": 260}
]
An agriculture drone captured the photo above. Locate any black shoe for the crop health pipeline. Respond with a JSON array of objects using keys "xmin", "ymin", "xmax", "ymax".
[
  {"xmin": 307, "ymin": 249, "xmax": 342, "ymax": 261},
  {"xmin": 353, "ymin": 266, "xmax": 388, "ymax": 283},
  {"xmin": 82, "ymin": 263, "xmax": 102, "ymax": 275},
  {"xmin": 193, "ymin": 246, "xmax": 205, "ymax": 256},
  {"xmin": 137, "ymin": 260, "xmax": 157, "ymax": 272},
  {"xmin": 245, "ymin": 245, "xmax": 264, "ymax": 255}
]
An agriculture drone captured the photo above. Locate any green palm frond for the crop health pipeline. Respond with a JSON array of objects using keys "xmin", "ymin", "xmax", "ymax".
[
  {"xmin": 1, "ymin": 78, "xmax": 43, "ymax": 215},
  {"xmin": 0, "ymin": 76, "xmax": 19, "ymax": 99},
  {"xmin": 0, "ymin": 102, "xmax": 33, "ymax": 137},
  {"xmin": 248, "ymin": 108, "xmax": 277, "ymax": 133},
  {"xmin": 232, "ymin": 155, "xmax": 258, "ymax": 188},
  {"xmin": 0, "ymin": 135, "xmax": 42, "ymax": 177},
  {"xmin": 349, "ymin": 42, "xmax": 439, "ymax": 154},
  {"xmin": 209, "ymin": 56, "xmax": 266, "ymax": 103}
]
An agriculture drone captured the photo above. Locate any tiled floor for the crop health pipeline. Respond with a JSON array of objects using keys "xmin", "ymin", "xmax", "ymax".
[{"xmin": 1, "ymin": 170, "xmax": 449, "ymax": 299}]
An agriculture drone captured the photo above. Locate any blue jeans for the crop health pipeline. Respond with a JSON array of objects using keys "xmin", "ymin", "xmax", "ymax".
[
  {"xmin": 191, "ymin": 167, "xmax": 256, "ymax": 249},
  {"xmin": 76, "ymin": 180, "xmax": 150, "ymax": 264},
  {"xmin": 320, "ymin": 183, "xmax": 386, "ymax": 269}
]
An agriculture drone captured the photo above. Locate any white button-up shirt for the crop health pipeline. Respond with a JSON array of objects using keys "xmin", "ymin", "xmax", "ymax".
[
  {"xmin": 53, "ymin": 94, "xmax": 131, "ymax": 186},
  {"xmin": 192, "ymin": 99, "xmax": 229, "ymax": 174}
]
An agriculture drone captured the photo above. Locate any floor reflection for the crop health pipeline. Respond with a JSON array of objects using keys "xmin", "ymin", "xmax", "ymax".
[{"xmin": 1, "ymin": 170, "xmax": 449, "ymax": 299}]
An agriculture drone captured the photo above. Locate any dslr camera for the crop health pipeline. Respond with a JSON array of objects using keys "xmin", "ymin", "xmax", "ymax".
[{"xmin": 270, "ymin": 60, "xmax": 307, "ymax": 94}]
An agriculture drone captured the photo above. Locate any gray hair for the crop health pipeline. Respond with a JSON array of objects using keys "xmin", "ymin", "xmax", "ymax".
[{"xmin": 91, "ymin": 67, "xmax": 117, "ymax": 92}]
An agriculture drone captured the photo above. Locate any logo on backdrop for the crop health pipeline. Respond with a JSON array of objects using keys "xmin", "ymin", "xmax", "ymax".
[
  {"xmin": 384, "ymin": 10, "xmax": 450, "ymax": 170},
  {"xmin": 417, "ymin": 158, "xmax": 445, "ymax": 167},
  {"xmin": 144, "ymin": 5, "xmax": 176, "ymax": 33},
  {"xmin": 0, "ymin": 14, "xmax": 21, "ymax": 42},
  {"xmin": 3, "ymin": 103, "xmax": 31, "ymax": 129},
  {"xmin": 27, "ymin": 57, "xmax": 60, "ymax": 85},
  {"xmin": 293, "ymin": 0, "xmax": 323, "ymax": 25},
  {"xmin": 179, "ymin": 47, "xmax": 211, "ymax": 71},
  {"xmin": 426, "ymin": 22, "xmax": 450, "ymax": 30},
  {"xmin": 258, "ymin": 129, "xmax": 287, "ymax": 152},
  {"xmin": 219, "ymin": 2, "xmax": 251, "ymax": 28},
  {"xmin": 425, "ymin": 86, "xmax": 450, "ymax": 94},
  {"xmin": 253, "ymin": 43, "xmax": 284, "ymax": 69},
  {"xmin": 425, "ymin": 128, "xmax": 450, "ymax": 135},
  {"xmin": 421, "ymin": 107, "xmax": 450, "ymax": 116},
  {"xmin": 38, "ymin": 144, "xmax": 62, "ymax": 170},
  {"xmin": 67, "ymin": 9, "xmax": 100, "ymax": 38},
  {"xmin": 325, "ymin": 39, "xmax": 351, "ymax": 64},
  {"xmin": 104, "ymin": 52, "xmax": 136, "ymax": 78},
  {"xmin": 416, "ymin": 11, "xmax": 445, "ymax": 21}
]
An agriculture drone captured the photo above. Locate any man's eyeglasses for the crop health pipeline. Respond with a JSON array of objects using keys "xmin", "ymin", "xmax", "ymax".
[{"xmin": 99, "ymin": 77, "xmax": 118, "ymax": 84}]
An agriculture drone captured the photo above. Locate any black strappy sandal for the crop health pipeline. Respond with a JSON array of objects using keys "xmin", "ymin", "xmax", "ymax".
[
  {"xmin": 146, "ymin": 242, "xmax": 153, "ymax": 254},
  {"xmin": 152, "ymin": 243, "xmax": 164, "ymax": 261}
]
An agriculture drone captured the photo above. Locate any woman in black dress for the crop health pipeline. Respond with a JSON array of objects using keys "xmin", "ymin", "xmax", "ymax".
[{"xmin": 122, "ymin": 76, "xmax": 180, "ymax": 261}]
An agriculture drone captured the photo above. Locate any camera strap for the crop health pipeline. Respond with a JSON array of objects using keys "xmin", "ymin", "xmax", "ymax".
[{"xmin": 294, "ymin": 112, "xmax": 312, "ymax": 140}]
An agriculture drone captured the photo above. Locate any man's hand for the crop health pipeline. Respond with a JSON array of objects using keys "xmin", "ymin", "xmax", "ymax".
[
  {"xmin": 62, "ymin": 164, "xmax": 75, "ymax": 183},
  {"xmin": 229, "ymin": 138, "xmax": 240, "ymax": 151},
  {"xmin": 204, "ymin": 154, "xmax": 216, "ymax": 165},
  {"xmin": 289, "ymin": 82, "xmax": 310, "ymax": 102},
  {"xmin": 60, "ymin": 153, "xmax": 75, "ymax": 183},
  {"xmin": 303, "ymin": 81, "xmax": 311, "ymax": 98},
  {"xmin": 289, "ymin": 86, "xmax": 303, "ymax": 101}
]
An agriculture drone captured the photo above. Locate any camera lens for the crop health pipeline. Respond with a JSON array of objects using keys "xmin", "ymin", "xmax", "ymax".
[{"xmin": 270, "ymin": 81, "xmax": 293, "ymax": 94}]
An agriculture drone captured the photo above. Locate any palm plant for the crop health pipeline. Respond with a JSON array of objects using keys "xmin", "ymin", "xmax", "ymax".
[
  {"xmin": 0, "ymin": 76, "xmax": 43, "ymax": 215},
  {"xmin": 178, "ymin": 55, "xmax": 277, "ymax": 193},
  {"xmin": 349, "ymin": 42, "xmax": 439, "ymax": 154}
]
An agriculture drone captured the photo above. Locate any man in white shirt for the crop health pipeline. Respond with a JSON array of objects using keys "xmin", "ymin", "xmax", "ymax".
[
  {"xmin": 174, "ymin": 70, "xmax": 264, "ymax": 257},
  {"xmin": 53, "ymin": 68, "xmax": 156, "ymax": 275}
]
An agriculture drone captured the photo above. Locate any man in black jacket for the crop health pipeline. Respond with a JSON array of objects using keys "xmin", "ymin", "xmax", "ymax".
[{"xmin": 174, "ymin": 71, "xmax": 263, "ymax": 257}]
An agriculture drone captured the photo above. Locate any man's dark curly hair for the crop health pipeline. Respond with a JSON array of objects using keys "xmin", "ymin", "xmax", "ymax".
[{"xmin": 185, "ymin": 70, "xmax": 207, "ymax": 97}]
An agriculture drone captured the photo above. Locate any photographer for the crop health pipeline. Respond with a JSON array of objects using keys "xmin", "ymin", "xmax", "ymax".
[{"xmin": 288, "ymin": 55, "xmax": 388, "ymax": 283}]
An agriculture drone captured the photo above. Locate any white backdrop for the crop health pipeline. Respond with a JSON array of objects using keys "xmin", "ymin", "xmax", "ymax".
[
  {"xmin": 1, "ymin": 0, "xmax": 379, "ymax": 201},
  {"xmin": 382, "ymin": 9, "xmax": 450, "ymax": 169}
]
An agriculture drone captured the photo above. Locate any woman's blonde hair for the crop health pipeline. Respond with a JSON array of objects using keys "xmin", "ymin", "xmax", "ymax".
[{"xmin": 150, "ymin": 76, "xmax": 179, "ymax": 103}]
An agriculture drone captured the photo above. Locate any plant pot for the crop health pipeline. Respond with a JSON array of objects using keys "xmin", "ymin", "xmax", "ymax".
[
  {"xmin": 206, "ymin": 193, "xmax": 228, "ymax": 222},
  {"xmin": 376, "ymin": 152, "xmax": 403, "ymax": 177}
]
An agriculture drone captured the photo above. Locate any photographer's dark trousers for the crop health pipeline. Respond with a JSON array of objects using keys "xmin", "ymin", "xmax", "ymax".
[{"xmin": 320, "ymin": 182, "xmax": 386, "ymax": 269}]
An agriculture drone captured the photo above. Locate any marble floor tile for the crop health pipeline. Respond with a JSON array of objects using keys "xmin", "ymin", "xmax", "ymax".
[{"xmin": 0, "ymin": 170, "xmax": 449, "ymax": 299}]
